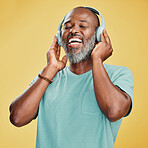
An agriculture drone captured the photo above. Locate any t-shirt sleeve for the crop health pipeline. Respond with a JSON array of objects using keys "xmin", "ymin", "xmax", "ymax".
[
  {"xmin": 29, "ymin": 71, "xmax": 43, "ymax": 87},
  {"xmin": 110, "ymin": 66, "xmax": 134, "ymax": 117}
]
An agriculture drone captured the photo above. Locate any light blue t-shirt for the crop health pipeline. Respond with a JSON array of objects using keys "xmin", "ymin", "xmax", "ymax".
[{"xmin": 29, "ymin": 63, "xmax": 134, "ymax": 148}]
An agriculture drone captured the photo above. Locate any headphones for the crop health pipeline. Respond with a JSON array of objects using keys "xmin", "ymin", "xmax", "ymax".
[{"xmin": 56, "ymin": 7, "xmax": 105, "ymax": 46}]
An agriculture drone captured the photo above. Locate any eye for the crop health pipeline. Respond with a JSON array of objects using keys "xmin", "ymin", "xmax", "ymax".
[
  {"xmin": 79, "ymin": 25, "xmax": 88, "ymax": 28},
  {"xmin": 80, "ymin": 25, "xmax": 86, "ymax": 28},
  {"xmin": 64, "ymin": 25, "xmax": 72, "ymax": 29}
]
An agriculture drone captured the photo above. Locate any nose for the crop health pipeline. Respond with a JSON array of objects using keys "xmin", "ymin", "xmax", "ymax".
[{"xmin": 70, "ymin": 26, "xmax": 79, "ymax": 34}]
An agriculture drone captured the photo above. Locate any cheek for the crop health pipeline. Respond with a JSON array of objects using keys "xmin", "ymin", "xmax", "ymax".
[
  {"xmin": 83, "ymin": 29, "xmax": 95, "ymax": 42},
  {"xmin": 61, "ymin": 30, "xmax": 67, "ymax": 42},
  {"xmin": 83, "ymin": 33, "xmax": 93, "ymax": 44}
]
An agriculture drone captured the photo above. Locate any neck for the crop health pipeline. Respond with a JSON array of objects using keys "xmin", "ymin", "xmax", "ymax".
[{"xmin": 69, "ymin": 57, "xmax": 93, "ymax": 75}]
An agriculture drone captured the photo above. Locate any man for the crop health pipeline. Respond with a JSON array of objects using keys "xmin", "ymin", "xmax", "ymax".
[{"xmin": 9, "ymin": 7, "xmax": 134, "ymax": 148}]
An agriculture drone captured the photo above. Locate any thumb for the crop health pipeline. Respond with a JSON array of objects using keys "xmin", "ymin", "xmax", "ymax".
[{"xmin": 62, "ymin": 55, "xmax": 67, "ymax": 65}]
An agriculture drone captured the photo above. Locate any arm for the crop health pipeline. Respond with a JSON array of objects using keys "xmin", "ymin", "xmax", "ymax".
[
  {"xmin": 9, "ymin": 36, "xmax": 67, "ymax": 127},
  {"xmin": 91, "ymin": 30, "xmax": 131, "ymax": 122}
]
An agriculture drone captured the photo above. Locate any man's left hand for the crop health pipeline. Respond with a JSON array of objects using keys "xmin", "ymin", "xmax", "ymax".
[{"xmin": 91, "ymin": 29, "xmax": 113, "ymax": 62}]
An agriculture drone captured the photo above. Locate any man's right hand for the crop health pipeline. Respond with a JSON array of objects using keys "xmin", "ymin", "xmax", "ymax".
[
  {"xmin": 9, "ymin": 36, "xmax": 67, "ymax": 127},
  {"xmin": 46, "ymin": 36, "xmax": 67, "ymax": 72}
]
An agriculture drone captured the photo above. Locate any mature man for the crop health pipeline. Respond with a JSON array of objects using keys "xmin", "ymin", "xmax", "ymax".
[{"xmin": 9, "ymin": 7, "xmax": 134, "ymax": 148}]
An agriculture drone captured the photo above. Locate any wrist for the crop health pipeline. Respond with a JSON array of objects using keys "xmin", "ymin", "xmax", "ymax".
[
  {"xmin": 92, "ymin": 56, "xmax": 103, "ymax": 63},
  {"xmin": 41, "ymin": 64, "xmax": 58, "ymax": 80}
]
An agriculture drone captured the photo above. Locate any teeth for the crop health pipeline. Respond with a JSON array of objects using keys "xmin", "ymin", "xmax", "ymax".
[
  {"xmin": 69, "ymin": 38, "xmax": 82, "ymax": 43},
  {"xmin": 70, "ymin": 42, "xmax": 80, "ymax": 45}
]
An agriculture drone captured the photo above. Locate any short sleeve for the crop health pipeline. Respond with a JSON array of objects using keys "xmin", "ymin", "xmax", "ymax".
[
  {"xmin": 29, "ymin": 71, "xmax": 43, "ymax": 87},
  {"xmin": 110, "ymin": 66, "xmax": 134, "ymax": 117}
]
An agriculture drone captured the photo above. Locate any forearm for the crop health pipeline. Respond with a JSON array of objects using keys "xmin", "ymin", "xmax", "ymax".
[
  {"xmin": 92, "ymin": 59, "xmax": 131, "ymax": 122},
  {"xmin": 9, "ymin": 65, "xmax": 58, "ymax": 127}
]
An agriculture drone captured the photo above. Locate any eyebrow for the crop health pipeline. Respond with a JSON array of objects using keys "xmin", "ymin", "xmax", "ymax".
[
  {"xmin": 79, "ymin": 20, "xmax": 89, "ymax": 24},
  {"xmin": 64, "ymin": 20, "xmax": 71, "ymax": 25},
  {"xmin": 64, "ymin": 19, "xmax": 89, "ymax": 25}
]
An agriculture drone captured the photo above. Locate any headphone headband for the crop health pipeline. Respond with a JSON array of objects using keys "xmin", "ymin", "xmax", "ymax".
[{"xmin": 85, "ymin": 7, "xmax": 100, "ymax": 15}]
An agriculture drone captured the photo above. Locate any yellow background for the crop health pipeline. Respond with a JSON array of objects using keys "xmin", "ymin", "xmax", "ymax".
[{"xmin": 0, "ymin": 0, "xmax": 148, "ymax": 147}]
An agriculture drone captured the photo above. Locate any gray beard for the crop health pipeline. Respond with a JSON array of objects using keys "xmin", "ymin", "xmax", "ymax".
[{"xmin": 61, "ymin": 33, "xmax": 96, "ymax": 64}]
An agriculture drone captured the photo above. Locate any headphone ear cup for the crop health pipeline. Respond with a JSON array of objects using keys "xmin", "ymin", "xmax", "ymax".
[
  {"xmin": 56, "ymin": 31, "xmax": 62, "ymax": 46},
  {"xmin": 95, "ymin": 26, "xmax": 104, "ymax": 42}
]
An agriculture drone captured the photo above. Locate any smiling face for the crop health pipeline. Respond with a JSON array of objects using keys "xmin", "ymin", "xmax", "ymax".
[{"xmin": 61, "ymin": 7, "xmax": 99, "ymax": 63}]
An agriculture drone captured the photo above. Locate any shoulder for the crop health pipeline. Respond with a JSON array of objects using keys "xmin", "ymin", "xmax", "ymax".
[
  {"xmin": 103, "ymin": 63, "xmax": 133, "ymax": 80},
  {"xmin": 103, "ymin": 63, "xmax": 132, "ymax": 73},
  {"xmin": 29, "ymin": 67, "xmax": 68, "ymax": 87}
]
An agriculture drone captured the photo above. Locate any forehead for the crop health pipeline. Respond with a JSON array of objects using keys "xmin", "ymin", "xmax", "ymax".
[{"xmin": 64, "ymin": 8, "xmax": 97, "ymax": 26}]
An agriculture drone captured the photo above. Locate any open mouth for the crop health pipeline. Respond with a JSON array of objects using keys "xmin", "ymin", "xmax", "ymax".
[{"xmin": 67, "ymin": 36, "xmax": 83, "ymax": 48}]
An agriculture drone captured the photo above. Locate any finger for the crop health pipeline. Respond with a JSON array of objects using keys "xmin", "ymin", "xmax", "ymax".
[
  {"xmin": 50, "ymin": 36, "xmax": 58, "ymax": 50},
  {"xmin": 103, "ymin": 30, "xmax": 111, "ymax": 44},
  {"xmin": 100, "ymin": 32, "xmax": 106, "ymax": 43},
  {"xmin": 61, "ymin": 55, "xmax": 67, "ymax": 64},
  {"xmin": 57, "ymin": 45, "xmax": 60, "ymax": 57},
  {"xmin": 46, "ymin": 52, "xmax": 49, "ymax": 64}
]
